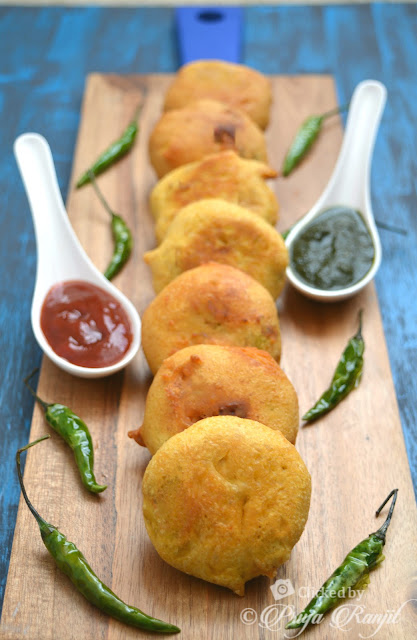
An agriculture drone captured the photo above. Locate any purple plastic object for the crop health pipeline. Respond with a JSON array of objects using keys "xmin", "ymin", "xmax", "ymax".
[{"xmin": 175, "ymin": 6, "xmax": 242, "ymax": 65}]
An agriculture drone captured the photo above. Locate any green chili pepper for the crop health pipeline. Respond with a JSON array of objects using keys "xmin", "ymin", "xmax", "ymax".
[
  {"xmin": 88, "ymin": 171, "xmax": 133, "ymax": 280},
  {"xmin": 286, "ymin": 489, "xmax": 398, "ymax": 630},
  {"xmin": 16, "ymin": 436, "xmax": 180, "ymax": 634},
  {"xmin": 76, "ymin": 103, "xmax": 143, "ymax": 188},
  {"xmin": 24, "ymin": 369, "xmax": 106, "ymax": 494},
  {"xmin": 303, "ymin": 310, "xmax": 364, "ymax": 422},
  {"xmin": 282, "ymin": 104, "xmax": 348, "ymax": 177}
]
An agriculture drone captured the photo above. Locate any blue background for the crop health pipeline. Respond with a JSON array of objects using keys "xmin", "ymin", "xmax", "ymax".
[{"xmin": 1, "ymin": 4, "xmax": 416, "ymax": 614}]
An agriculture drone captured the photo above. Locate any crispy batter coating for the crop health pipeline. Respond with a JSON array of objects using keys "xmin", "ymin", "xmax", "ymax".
[
  {"xmin": 150, "ymin": 151, "xmax": 278, "ymax": 242},
  {"xmin": 144, "ymin": 198, "xmax": 288, "ymax": 298},
  {"xmin": 129, "ymin": 344, "xmax": 299, "ymax": 454},
  {"xmin": 141, "ymin": 263, "xmax": 281, "ymax": 374},
  {"xmin": 142, "ymin": 416, "xmax": 311, "ymax": 595},
  {"xmin": 163, "ymin": 60, "xmax": 272, "ymax": 130},
  {"xmin": 149, "ymin": 99, "xmax": 268, "ymax": 179}
]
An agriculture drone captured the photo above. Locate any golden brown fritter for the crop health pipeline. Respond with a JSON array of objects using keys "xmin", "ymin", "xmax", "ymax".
[
  {"xmin": 129, "ymin": 344, "xmax": 299, "ymax": 454},
  {"xmin": 150, "ymin": 150, "xmax": 279, "ymax": 242},
  {"xmin": 142, "ymin": 416, "xmax": 311, "ymax": 595},
  {"xmin": 144, "ymin": 198, "xmax": 288, "ymax": 298},
  {"xmin": 149, "ymin": 99, "xmax": 268, "ymax": 179},
  {"xmin": 163, "ymin": 60, "xmax": 272, "ymax": 130},
  {"xmin": 141, "ymin": 262, "xmax": 281, "ymax": 374}
]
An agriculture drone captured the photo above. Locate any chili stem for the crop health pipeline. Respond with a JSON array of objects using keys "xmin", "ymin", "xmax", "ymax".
[
  {"xmin": 375, "ymin": 219, "xmax": 408, "ymax": 236},
  {"xmin": 16, "ymin": 435, "xmax": 51, "ymax": 527},
  {"xmin": 356, "ymin": 309, "xmax": 363, "ymax": 340},
  {"xmin": 322, "ymin": 103, "xmax": 349, "ymax": 120},
  {"xmin": 375, "ymin": 489, "xmax": 398, "ymax": 541},
  {"xmin": 24, "ymin": 368, "xmax": 49, "ymax": 411},
  {"xmin": 87, "ymin": 170, "xmax": 114, "ymax": 218},
  {"xmin": 131, "ymin": 101, "xmax": 144, "ymax": 124}
]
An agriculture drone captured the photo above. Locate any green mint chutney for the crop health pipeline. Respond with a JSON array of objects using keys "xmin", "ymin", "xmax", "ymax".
[{"xmin": 289, "ymin": 206, "xmax": 375, "ymax": 291}]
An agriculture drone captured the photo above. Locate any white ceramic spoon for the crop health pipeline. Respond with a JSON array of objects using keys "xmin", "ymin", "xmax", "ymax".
[
  {"xmin": 285, "ymin": 79, "xmax": 387, "ymax": 302},
  {"xmin": 14, "ymin": 133, "xmax": 141, "ymax": 378}
]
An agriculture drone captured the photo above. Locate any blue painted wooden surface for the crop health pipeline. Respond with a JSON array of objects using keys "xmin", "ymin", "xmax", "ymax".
[{"xmin": 1, "ymin": 4, "xmax": 416, "ymax": 614}]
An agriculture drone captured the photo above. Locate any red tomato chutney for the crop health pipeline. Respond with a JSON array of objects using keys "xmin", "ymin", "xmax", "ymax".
[{"xmin": 40, "ymin": 280, "xmax": 133, "ymax": 368}]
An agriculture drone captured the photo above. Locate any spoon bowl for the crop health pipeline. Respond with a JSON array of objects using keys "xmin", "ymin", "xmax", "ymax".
[
  {"xmin": 14, "ymin": 133, "xmax": 141, "ymax": 378},
  {"xmin": 285, "ymin": 80, "xmax": 387, "ymax": 302}
]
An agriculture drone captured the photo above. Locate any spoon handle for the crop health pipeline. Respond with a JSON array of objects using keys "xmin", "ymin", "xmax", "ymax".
[
  {"xmin": 323, "ymin": 80, "xmax": 387, "ymax": 214},
  {"xmin": 14, "ymin": 133, "xmax": 90, "ymax": 287}
]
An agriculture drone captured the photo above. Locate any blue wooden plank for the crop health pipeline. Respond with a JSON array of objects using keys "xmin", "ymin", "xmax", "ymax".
[
  {"xmin": 245, "ymin": 6, "xmax": 329, "ymax": 73},
  {"xmin": 370, "ymin": 4, "xmax": 417, "ymax": 480},
  {"xmin": 1, "ymin": 4, "xmax": 416, "ymax": 616}
]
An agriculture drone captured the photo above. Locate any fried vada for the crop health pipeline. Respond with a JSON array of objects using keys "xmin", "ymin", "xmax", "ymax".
[
  {"xmin": 150, "ymin": 150, "xmax": 279, "ymax": 242},
  {"xmin": 129, "ymin": 344, "xmax": 298, "ymax": 454},
  {"xmin": 144, "ymin": 198, "xmax": 288, "ymax": 298},
  {"xmin": 141, "ymin": 262, "xmax": 281, "ymax": 374},
  {"xmin": 142, "ymin": 416, "xmax": 311, "ymax": 595},
  {"xmin": 149, "ymin": 99, "xmax": 268, "ymax": 179},
  {"xmin": 163, "ymin": 60, "xmax": 272, "ymax": 130}
]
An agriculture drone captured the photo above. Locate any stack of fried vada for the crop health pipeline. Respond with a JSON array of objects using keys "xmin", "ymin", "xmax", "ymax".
[
  {"xmin": 136, "ymin": 60, "xmax": 311, "ymax": 597},
  {"xmin": 144, "ymin": 198, "xmax": 288, "ymax": 297}
]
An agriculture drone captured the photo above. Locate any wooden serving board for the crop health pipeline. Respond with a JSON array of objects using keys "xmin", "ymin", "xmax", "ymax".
[{"xmin": 1, "ymin": 74, "xmax": 417, "ymax": 640}]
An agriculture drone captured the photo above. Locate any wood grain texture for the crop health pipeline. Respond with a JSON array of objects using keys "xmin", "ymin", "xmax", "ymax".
[{"xmin": 1, "ymin": 74, "xmax": 417, "ymax": 640}]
